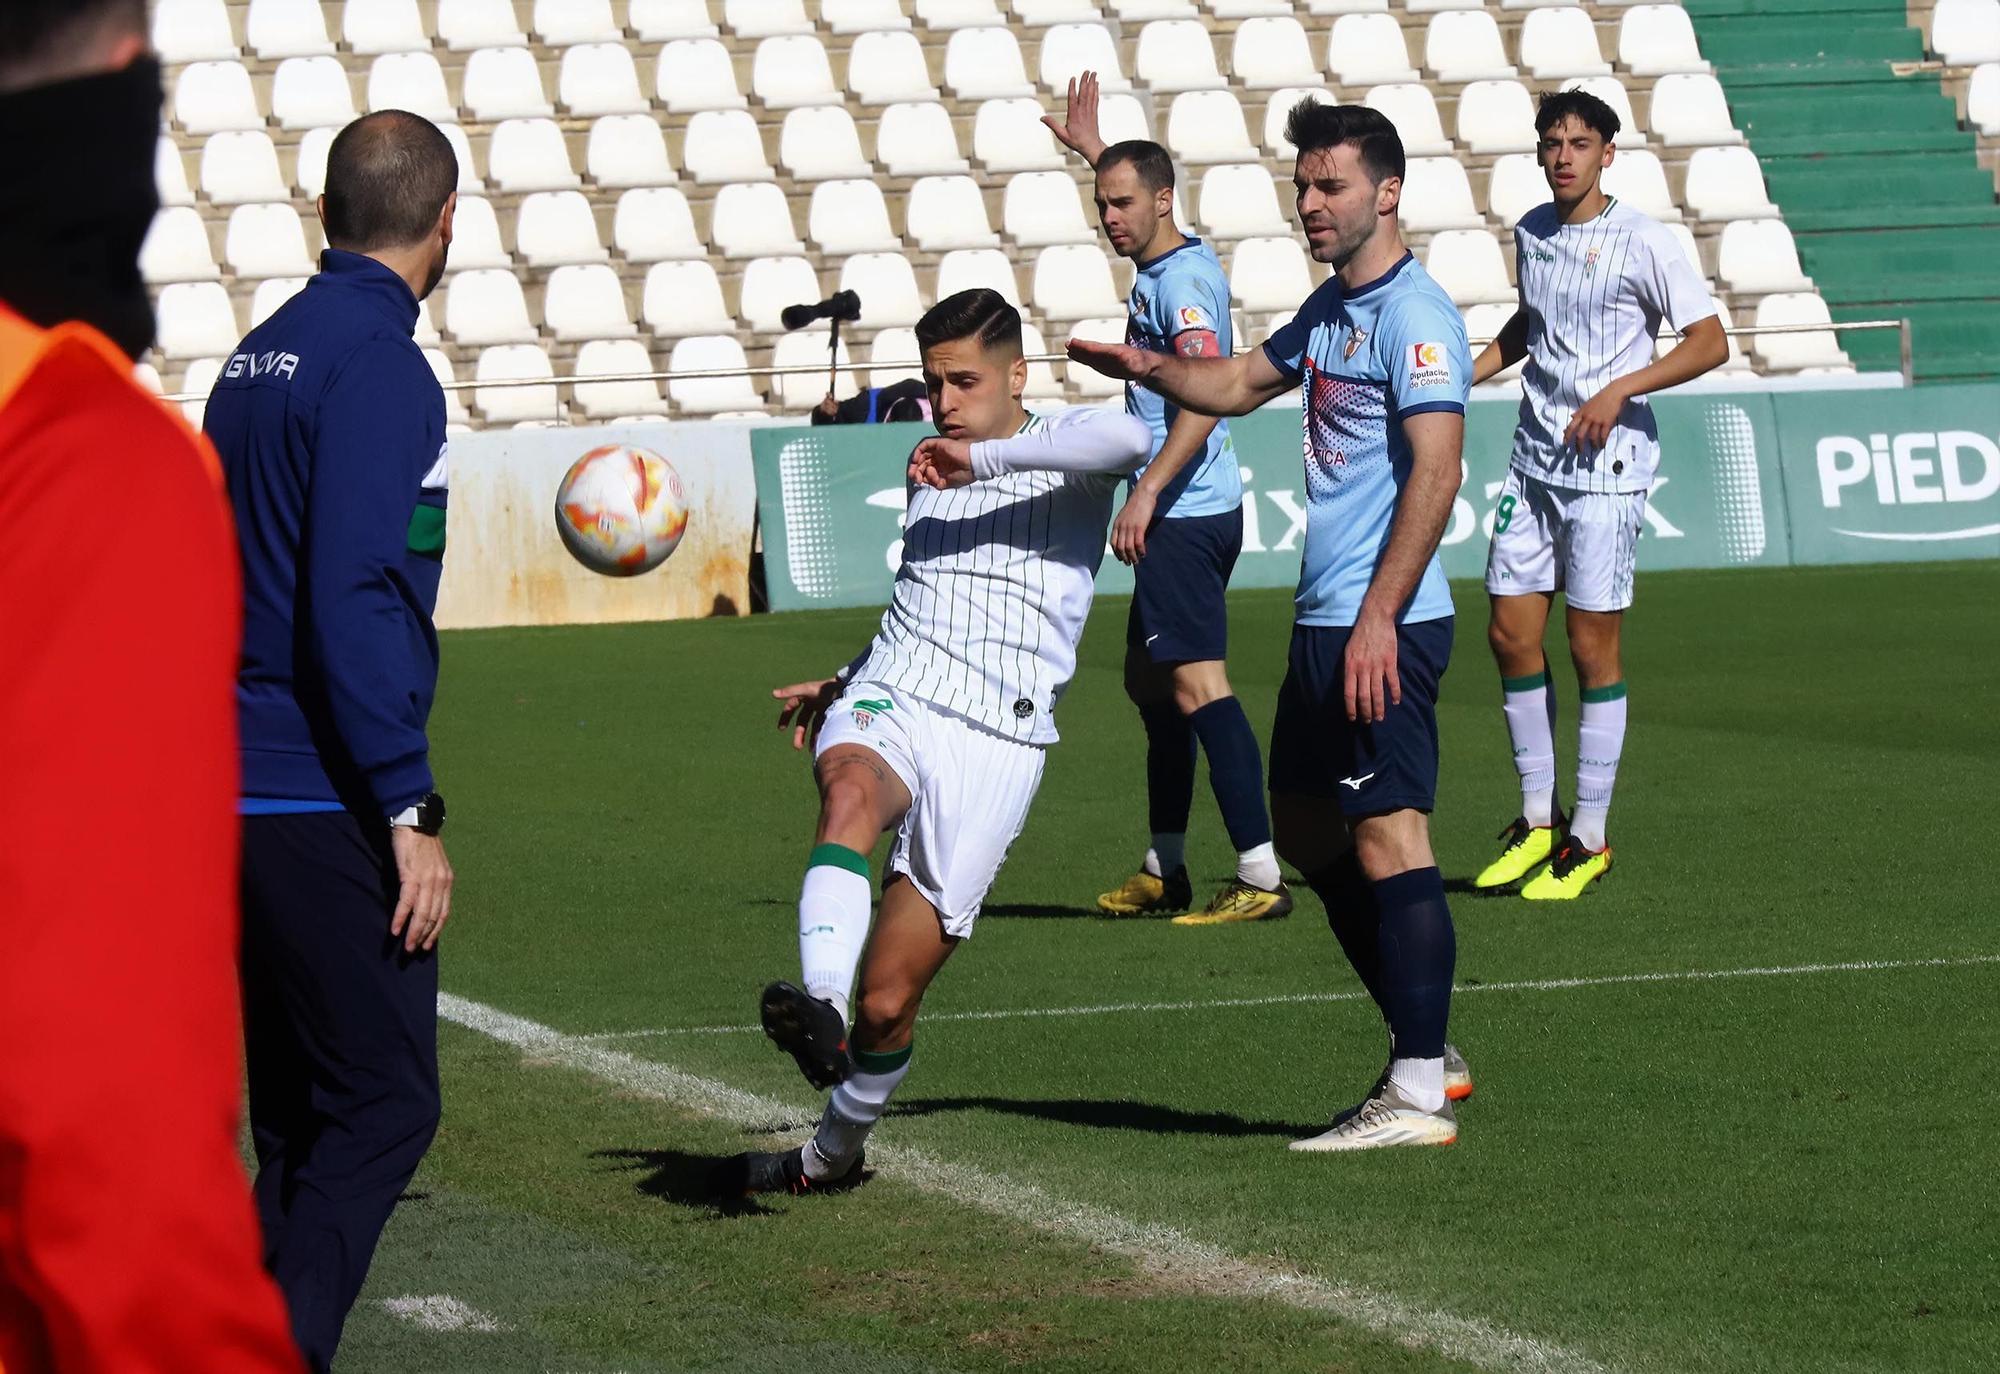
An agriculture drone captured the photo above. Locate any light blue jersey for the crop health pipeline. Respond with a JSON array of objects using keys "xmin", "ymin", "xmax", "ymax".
[
  {"xmin": 1125, "ymin": 239, "xmax": 1242, "ymax": 519},
  {"xmin": 1262, "ymin": 252, "xmax": 1470, "ymax": 628}
]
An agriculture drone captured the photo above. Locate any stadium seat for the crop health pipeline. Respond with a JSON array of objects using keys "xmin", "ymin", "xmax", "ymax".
[
  {"xmin": 668, "ymin": 336, "xmax": 763, "ymax": 414},
  {"xmin": 1016, "ymin": 0, "xmax": 1106, "ymax": 22},
  {"xmin": 1409, "ymin": 0, "xmax": 1483, "ymax": 12},
  {"xmin": 271, "ymin": 56, "xmax": 359, "ymax": 130},
  {"xmin": 1400, "ymin": 158, "xmax": 1487, "ymax": 232},
  {"xmin": 1504, "ymin": 0, "xmax": 1580, "ymax": 8},
  {"xmin": 1664, "ymin": 221, "xmax": 1708, "ymax": 285},
  {"xmin": 1232, "ymin": 18, "xmax": 1319, "ymax": 88},
  {"xmin": 755, "ymin": 36, "xmax": 841, "ymax": 110},
  {"xmin": 713, "ymin": 182, "xmax": 807, "ymax": 258},
  {"xmin": 945, "ymin": 27, "xmax": 1037, "ymax": 99},
  {"xmin": 571, "ymin": 339, "xmax": 667, "ymax": 418},
  {"xmin": 825, "ymin": 0, "xmax": 913, "ymax": 33},
  {"xmin": 1461, "ymin": 302, "xmax": 1522, "ymax": 380},
  {"xmin": 200, "ymin": 131, "xmax": 288, "ymax": 205},
  {"xmin": 1210, "ymin": 0, "xmax": 1294, "ymax": 16},
  {"xmin": 683, "ymin": 109, "xmax": 777, "ymax": 182},
  {"xmin": 838, "ymin": 253, "xmax": 928, "ymax": 328},
  {"xmin": 1650, "ymin": 74, "xmax": 1744, "ymax": 146},
  {"xmin": 1425, "ymin": 12, "xmax": 1516, "ymax": 82},
  {"xmin": 1564, "ymin": 75, "xmax": 1644, "ymax": 143},
  {"xmin": 1003, "ymin": 172, "xmax": 1094, "ymax": 246},
  {"xmin": 1685, "ymin": 146, "xmax": 1780, "ymax": 220},
  {"xmin": 488, "ymin": 118, "xmax": 581, "ymax": 191},
  {"xmin": 1457, "ymin": 81, "xmax": 1539, "ymax": 154},
  {"xmin": 175, "ymin": 61, "xmax": 262, "ymax": 135},
  {"xmin": 867, "ymin": 327, "xmax": 923, "ymax": 386},
  {"xmin": 441, "ymin": 123, "xmax": 482, "ymax": 190},
  {"xmin": 880, "ymin": 103, "xmax": 972, "ymax": 175},
  {"xmin": 908, "ymin": 176, "xmax": 1003, "ymax": 250},
  {"xmin": 631, "ymin": 0, "xmax": 721, "ymax": 39},
  {"xmin": 1519, "ymin": 8, "xmax": 1611, "ymax": 79},
  {"xmin": 657, "ymin": 40, "xmax": 748, "ymax": 112},
  {"xmin": 133, "ymin": 362, "xmax": 164, "ymax": 395},
  {"xmin": 1263, "ymin": 87, "xmax": 1335, "ymax": 155},
  {"xmin": 177, "ymin": 358, "xmax": 225, "ymax": 426},
  {"xmin": 1365, "ymin": 84, "xmax": 1453, "ymax": 157},
  {"xmin": 1752, "ymin": 293, "xmax": 1850, "ymax": 371},
  {"xmin": 780, "ymin": 107, "xmax": 872, "ymax": 181},
  {"xmin": 587, "ymin": 115, "xmax": 677, "ymax": 187},
  {"xmin": 156, "ymin": 282, "xmax": 240, "ymax": 361},
  {"xmin": 1329, "ymin": 15, "xmax": 1420, "ymax": 85},
  {"xmin": 1618, "ymin": 7, "xmax": 1711, "ymax": 76},
  {"xmin": 1136, "ymin": 21, "xmax": 1229, "ymax": 91},
  {"xmin": 412, "ymin": 299, "xmax": 444, "ymax": 348},
  {"xmin": 516, "ymin": 191, "xmax": 607, "ymax": 267},
  {"xmin": 474, "ymin": 345, "xmax": 560, "ymax": 424},
  {"xmin": 773, "ymin": 331, "xmax": 858, "ymax": 411},
  {"xmin": 809, "ymin": 180, "xmax": 901, "ymax": 254},
  {"xmin": 1163, "ymin": 91, "xmax": 1260, "ymax": 164},
  {"xmin": 560, "ymin": 44, "xmax": 647, "ymax": 117},
  {"xmin": 726, "ymin": 0, "xmax": 814, "ymax": 37},
  {"xmin": 848, "ymin": 31, "xmax": 940, "ymax": 104},
  {"xmin": 140, "ymin": 207, "xmax": 219, "ymax": 284},
  {"xmin": 342, "ymin": 0, "xmax": 428, "ymax": 55},
  {"xmin": 1039, "ymin": 24, "xmax": 1132, "ymax": 93},
  {"xmin": 1229, "ymin": 237, "xmax": 1314, "ymax": 313},
  {"xmin": 246, "ymin": 0, "xmax": 335, "ymax": 58},
  {"xmin": 1484, "ymin": 153, "xmax": 1547, "ymax": 226},
  {"xmin": 543, "ymin": 264, "xmax": 635, "ymax": 341},
  {"xmin": 444, "ymin": 196, "xmax": 511, "ymax": 271},
  {"xmin": 1018, "ymin": 322, "xmax": 1065, "ymax": 401},
  {"xmin": 463, "ymin": 47, "xmax": 554, "ymax": 119},
  {"xmin": 973, "ymin": 99, "xmax": 1068, "ymax": 172},
  {"xmin": 417, "ymin": 349, "xmax": 471, "ymax": 423},
  {"xmin": 615, "ymin": 187, "xmax": 705, "ymax": 261},
  {"xmin": 1305, "ymin": 0, "xmax": 1387, "ymax": 13},
  {"xmin": 367, "ymin": 52, "xmax": 454, "ymax": 120},
  {"xmin": 437, "ymin": 0, "xmax": 526, "ymax": 49},
  {"xmin": 1063, "ymin": 316, "xmax": 1127, "ymax": 397},
  {"xmin": 1110, "ymin": 0, "xmax": 1196, "ymax": 14},
  {"xmin": 534, "ymin": 0, "xmax": 620, "ymax": 44},
  {"xmin": 936, "ymin": 249, "xmax": 1024, "ymax": 306},
  {"xmin": 446, "ymin": 270, "xmax": 538, "ymax": 345},
  {"xmin": 739, "ymin": 256, "xmax": 825, "ymax": 333},
  {"xmin": 1599, "ymin": 148, "xmax": 1681, "ymax": 221},
  {"xmin": 1932, "ymin": 0, "xmax": 2000, "ymax": 63},
  {"xmin": 641, "ymin": 260, "xmax": 735, "ymax": 335},
  {"xmin": 916, "ymin": 0, "xmax": 1008, "ymax": 27},
  {"xmin": 225, "ymin": 204, "xmax": 315, "ymax": 279},
  {"xmin": 155, "ymin": 0, "xmax": 237, "ymax": 64},
  {"xmin": 1098, "ymin": 92, "xmax": 1153, "ymax": 146},
  {"xmin": 1424, "ymin": 229, "xmax": 1514, "ymax": 305},
  {"xmin": 156, "ymin": 138, "xmax": 194, "ymax": 208},
  {"xmin": 1969, "ymin": 62, "xmax": 2000, "ymax": 134},
  {"xmin": 293, "ymin": 126, "xmax": 336, "ymax": 197},
  {"xmin": 1197, "ymin": 164, "xmax": 1289, "ymax": 240}
]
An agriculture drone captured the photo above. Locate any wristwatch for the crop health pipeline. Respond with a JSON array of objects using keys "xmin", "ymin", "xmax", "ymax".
[{"xmin": 388, "ymin": 791, "xmax": 447, "ymax": 836}]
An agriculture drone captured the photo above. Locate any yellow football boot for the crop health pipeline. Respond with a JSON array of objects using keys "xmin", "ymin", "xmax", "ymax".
[
  {"xmin": 1519, "ymin": 836, "xmax": 1612, "ymax": 900},
  {"xmin": 1171, "ymin": 880, "xmax": 1295, "ymax": 926},
  {"xmin": 1097, "ymin": 865, "xmax": 1192, "ymax": 916},
  {"xmin": 1473, "ymin": 817, "xmax": 1559, "ymax": 889}
]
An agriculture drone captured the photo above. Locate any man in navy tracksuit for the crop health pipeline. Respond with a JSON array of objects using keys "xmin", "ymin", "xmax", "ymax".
[{"xmin": 203, "ymin": 110, "xmax": 460, "ymax": 1373}]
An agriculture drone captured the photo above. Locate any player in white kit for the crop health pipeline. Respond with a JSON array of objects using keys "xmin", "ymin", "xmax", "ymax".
[
  {"xmin": 726, "ymin": 290, "xmax": 1152, "ymax": 1195},
  {"xmin": 1470, "ymin": 90, "xmax": 1728, "ymax": 899}
]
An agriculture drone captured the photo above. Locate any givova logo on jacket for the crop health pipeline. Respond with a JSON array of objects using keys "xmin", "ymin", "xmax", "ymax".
[{"xmin": 1816, "ymin": 432, "xmax": 2000, "ymax": 544}]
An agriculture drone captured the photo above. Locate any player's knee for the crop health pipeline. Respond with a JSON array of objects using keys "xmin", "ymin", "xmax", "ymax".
[
  {"xmin": 854, "ymin": 983, "xmax": 921, "ymax": 1045},
  {"xmin": 1487, "ymin": 616, "xmax": 1537, "ymax": 665},
  {"xmin": 816, "ymin": 769, "xmax": 878, "ymax": 833},
  {"xmin": 1169, "ymin": 667, "xmax": 1229, "ymax": 715},
  {"xmin": 1352, "ymin": 824, "xmax": 1432, "ymax": 882}
]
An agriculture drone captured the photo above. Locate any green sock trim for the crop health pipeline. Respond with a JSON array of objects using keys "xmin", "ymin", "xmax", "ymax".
[
  {"xmin": 1500, "ymin": 670, "xmax": 1550, "ymax": 694},
  {"xmin": 807, "ymin": 843, "xmax": 870, "ymax": 878},
  {"xmin": 1579, "ymin": 681, "xmax": 1628, "ymax": 704},
  {"xmin": 852, "ymin": 1044, "xmax": 912, "ymax": 1073}
]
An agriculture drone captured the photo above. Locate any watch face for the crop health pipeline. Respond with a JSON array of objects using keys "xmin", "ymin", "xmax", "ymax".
[{"xmin": 419, "ymin": 791, "xmax": 447, "ymax": 834}]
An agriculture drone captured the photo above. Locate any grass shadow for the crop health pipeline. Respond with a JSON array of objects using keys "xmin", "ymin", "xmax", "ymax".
[
  {"xmin": 980, "ymin": 902, "xmax": 1101, "ymax": 920},
  {"xmin": 592, "ymin": 1147, "xmax": 779, "ymax": 1217},
  {"xmin": 889, "ymin": 1095, "xmax": 1308, "ymax": 1138}
]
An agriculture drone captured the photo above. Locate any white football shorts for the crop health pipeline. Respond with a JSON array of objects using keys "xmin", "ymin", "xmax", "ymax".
[
  {"xmin": 1484, "ymin": 468, "xmax": 1648, "ymax": 612},
  {"xmin": 814, "ymin": 680, "xmax": 1047, "ymax": 937}
]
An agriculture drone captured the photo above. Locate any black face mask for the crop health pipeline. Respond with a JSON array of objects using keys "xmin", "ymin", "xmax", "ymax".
[{"xmin": 0, "ymin": 58, "xmax": 162, "ymax": 359}]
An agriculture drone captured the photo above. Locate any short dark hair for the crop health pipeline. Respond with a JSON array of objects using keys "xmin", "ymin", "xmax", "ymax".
[
  {"xmin": 1285, "ymin": 99, "xmax": 1405, "ymax": 185},
  {"xmin": 1097, "ymin": 139, "xmax": 1176, "ymax": 193},
  {"xmin": 915, "ymin": 289, "xmax": 1023, "ymax": 359},
  {"xmin": 322, "ymin": 111, "xmax": 459, "ymax": 252},
  {"xmin": 1534, "ymin": 88, "xmax": 1621, "ymax": 143},
  {"xmin": 0, "ymin": 0, "xmax": 145, "ymax": 81}
]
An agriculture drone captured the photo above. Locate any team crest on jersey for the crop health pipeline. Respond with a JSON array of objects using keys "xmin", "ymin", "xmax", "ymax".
[
  {"xmin": 1585, "ymin": 248, "xmax": 1601, "ymax": 272},
  {"xmin": 1344, "ymin": 326, "xmax": 1367, "ymax": 360},
  {"xmin": 850, "ymin": 697, "xmax": 893, "ymax": 730},
  {"xmin": 1408, "ymin": 342, "xmax": 1453, "ymax": 390},
  {"xmin": 1132, "ymin": 289, "xmax": 1150, "ymax": 315}
]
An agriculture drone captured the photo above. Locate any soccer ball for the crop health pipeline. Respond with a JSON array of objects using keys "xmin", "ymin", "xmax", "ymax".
[{"xmin": 554, "ymin": 444, "xmax": 690, "ymax": 576}]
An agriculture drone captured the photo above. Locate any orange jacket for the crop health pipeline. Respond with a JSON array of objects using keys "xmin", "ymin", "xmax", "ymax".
[{"xmin": 0, "ymin": 308, "xmax": 302, "ymax": 1374}]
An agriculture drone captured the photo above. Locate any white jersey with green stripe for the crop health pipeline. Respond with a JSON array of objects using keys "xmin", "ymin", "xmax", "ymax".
[{"xmin": 1510, "ymin": 197, "xmax": 1716, "ymax": 494}]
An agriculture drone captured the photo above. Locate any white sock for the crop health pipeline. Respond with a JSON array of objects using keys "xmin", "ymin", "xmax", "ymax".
[
  {"xmin": 1501, "ymin": 673, "xmax": 1557, "ymax": 828},
  {"xmin": 1388, "ymin": 1056, "xmax": 1446, "ymax": 1113},
  {"xmin": 1236, "ymin": 841, "xmax": 1280, "ymax": 890},
  {"xmin": 1572, "ymin": 685, "xmax": 1627, "ymax": 851},
  {"xmin": 803, "ymin": 1046, "xmax": 912, "ymax": 1179},
  {"xmin": 1145, "ymin": 832, "xmax": 1185, "ymax": 877},
  {"xmin": 799, "ymin": 848, "xmax": 872, "ymax": 1023}
]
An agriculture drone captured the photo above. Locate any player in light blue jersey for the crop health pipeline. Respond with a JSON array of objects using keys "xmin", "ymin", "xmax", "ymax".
[
  {"xmin": 1045, "ymin": 77, "xmax": 1286, "ymax": 926},
  {"xmin": 1070, "ymin": 101, "xmax": 1474, "ymax": 1152}
]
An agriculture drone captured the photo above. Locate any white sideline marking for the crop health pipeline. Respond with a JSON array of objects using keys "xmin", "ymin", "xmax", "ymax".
[
  {"xmin": 380, "ymin": 1294, "xmax": 508, "ymax": 1334},
  {"xmin": 575, "ymin": 952, "xmax": 2000, "ymax": 1043},
  {"xmin": 439, "ymin": 992, "xmax": 1611, "ymax": 1374}
]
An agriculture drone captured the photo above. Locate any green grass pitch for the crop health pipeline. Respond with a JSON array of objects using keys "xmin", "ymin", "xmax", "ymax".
[{"xmin": 337, "ymin": 560, "xmax": 1998, "ymax": 1373}]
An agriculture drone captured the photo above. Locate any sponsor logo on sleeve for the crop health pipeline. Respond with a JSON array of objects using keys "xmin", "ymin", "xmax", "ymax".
[
  {"xmin": 1177, "ymin": 303, "xmax": 1211, "ymax": 331},
  {"xmin": 1407, "ymin": 342, "xmax": 1453, "ymax": 390}
]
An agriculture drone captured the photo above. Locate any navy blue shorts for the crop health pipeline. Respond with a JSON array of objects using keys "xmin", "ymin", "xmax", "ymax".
[
  {"xmin": 1126, "ymin": 507, "xmax": 1243, "ymax": 664},
  {"xmin": 1267, "ymin": 617, "xmax": 1454, "ymax": 815}
]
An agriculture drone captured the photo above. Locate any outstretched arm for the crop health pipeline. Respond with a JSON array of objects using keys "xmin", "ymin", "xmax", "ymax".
[
  {"xmin": 909, "ymin": 409, "xmax": 1154, "ymax": 488},
  {"xmin": 1065, "ymin": 339, "xmax": 1293, "ymax": 418},
  {"xmin": 1042, "ymin": 70, "xmax": 1107, "ymax": 167}
]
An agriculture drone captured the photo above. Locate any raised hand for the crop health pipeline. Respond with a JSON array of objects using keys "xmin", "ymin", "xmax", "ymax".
[
  {"xmin": 773, "ymin": 677, "xmax": 842, "ymax": 750},
  {"xmin": 1041, "ymin": 70, "xmax": 1107, "ymax": 167},
  {"xmin": 1066, "ymin": 336, "xmax": 1155, "ymax": 383}
]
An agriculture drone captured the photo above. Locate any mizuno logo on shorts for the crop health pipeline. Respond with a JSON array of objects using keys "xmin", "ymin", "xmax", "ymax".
[{"xmin": 1339, "ymin": 772, "xmax": 1376, "ymax": 791}]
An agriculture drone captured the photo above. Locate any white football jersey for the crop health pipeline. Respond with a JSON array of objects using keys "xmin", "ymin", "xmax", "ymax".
[
  {"xmin": 845, "ymin": 405, "xmax": 1151, "ymax": 745},
  {"xmin": 1510, "ymin": 198, "xmax": 1716, "ymax": 493}
]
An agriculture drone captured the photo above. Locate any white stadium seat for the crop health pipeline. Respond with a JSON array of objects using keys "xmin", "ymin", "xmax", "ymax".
[
  {"xmin": 1365, "ymin": 84, "xmax": 1453, "ymax": 157},
  {"xmin": 773, "ymin": 331, "xmax": 858, "ymax": 411},
  {"xmin": 1096, "ymin": 92, "xmax": 1153, "ymax": 147},
  {"xmin": 423, "ymin": 349, "xmax": 472, "ymax": 424},
  {"xmin": 1423, "ymin": 229, "xmax": 1514, "ymax": 305},
  {"xmin": 945, "ymin": 27, "xmax": 1037, "ymax": 99},
  {"xmin": 176, "ymin": 61, "xmax": 262, "ymax": 135},
  {"xmin": 1306, "ymin": 0, "xmax": 1387, "ymax": 12},
  {"xmin": 343, "ymin": 0, "xmax": 428, "ymax": 55},
  {"xmin": 809, "ymin": 181, "xmax": 902, "ymax": 254},
  {"xmin": 631, "ymin": 0, "xmax": 721, "ymax": 39},
  {"xmin": 936, "ymin": 249, "xmax": 1024, "ymax": 306},
  {"xmin": 826, "ymin": 0, "xmax": 913, "ymax": 33},
  {"xmin": 559, "ymin": 44, "xmax": 647, "ymax": 116},
  {"xmin": 1564, "ymin": 76, "xmax": 1645, "ymax": 143},
  {"xmin": 726, "ymin": 0, "xmax": 814, "ymax": 37},
  {"xmin": 1969, "ymin": 62, "xmax": 2000, "ymax": 134},
  {"xmin": 156, "ymin": 0, "xmax": 237, "ymax": 63},
  {"xmin": 668, "ymin": 336, "xmax": 763, "ymax": 414},
  {"xmin": 1600, "ymin": 149, "xmax": 1681, "ymax": 220},
  {"xmin": 463, "ymin": 46, "xmax": 554, "ymax": 119},
  {"xmin": 1685, "ymin": 146, "xmax": 1780, "ymax": 220},
  {"xmin": 441, "ymin": 123, "xmax": 482, "ymax": 190},
  {"xmin": 838, "ymin": 254, "xmax": 928, "ymax": 328},
  {"xmin": 755, "ymin": 35, "xmax": 842, "ymax": 108},
  {"xmin": 1064, "ymin": 316, "xmax": 1126, "ymax": 398},
  {"xmin": 683, "ymin": 109, "xmax": 777, "ymax": 182},
  {"xmin": 973, "ymin": 99, "xmax": 1068, "ymax": 172},
  {"xmin": 1167, "ymin": 90, "xmax": 1260, "ymax": 164},
  {"xmin": 177, "ymin": 357, "xmax": 225, "ymax": 426},
  {"xmin": 657, "ymin": 39, "xmax": 747, "ymax": 111},
  {"xmin": 1752, "ymin": 293, "xmax": 1850, "ymax": 371},
  {"xmin": 413, "ymin": 299, "xmax": 443, "ymax": 348},
  {"xmin": 294, "ymin": 126, "xmax": 337, "ymax": 197},
  {"xmin": 880, "ymin": 103, "xmax": 971, "ymax": 175},
  {"xmin": 1932, "ymin": 0, "xmax": 2000, "ymax": 64},
  {"xmin": 587, "ymin": 115, "xmax": 677, "ymax": 187},
  {"xmin": 739, "ymin": 257, "xmax": 824, "ymax": 333},
  {"xmin": 1019, "ymin": 0, "xmax": 1108, "ymax": 24},
  {"xmin": 642, "ymin": 261, "xmax": 735, "ymax": 336},
  {"xmin": 156, "ymin": 282, "xmax": 240, "ymax": 360},
  {"xmin": 515, "ymin": 190, "xmax": 607, "ymax": 267},
  {"xmin": 573, "ymin": 339, "xmax": 667, "ymax": 419},
  {"xmin": 847, "ymin": 31, "xmax": 940, "ymax": 104},
  {"xmin": 1664, "ymin": 221, "xmax": 1709, "ymax": 286},
  {"xmin": 225, "ymin": 204, "xmax": 315, "ymax": 279},
  {"xmin": 437, "ymin": 0, "xmax": 526, "ymax": 49},
  {"xmin": 1232, "ymin": 18, "xmax": 1319, "ymax": 88},
  {"xmin": 867, "ymin": 328, "xmax": 923, "ymax": 386},
  {"xmin": 271, "ymin": 56, "xmax": 357, "ymax": 130},
  {"xmin": 1110, "ymin": 0, "xmax": 1197, "ymax": 15},
  {"xmin": 247, "ymin": 0, "xmax": 335, "ymax": 58},
  {"xmin": 474, "ymin": 345, "xmax": 559, "ymax": 424},
  {"xmin": 1264, "ymin": 87, "xmax": 1335, "ymax": 156},
  {"xmin": 446, "ymin": 269, "xmax": 538, "ymax": 345},
  {"xmin": 1650, "ymin": 74, "xmax": 1744, "ymax": 146},
  {"xmin": 1519, "ymin": 8, "xmax": 1611, "ymax": 79},
  {"xmin": 1039, "ymin": 24, "xmax": 1132, "ymax": 93},
  {"xmin": 1485, "ymin": 153, "xmax": 1547, "ymax": 226},
  {"xmin": 712, "ymin": 182, "xmax": 806, "ymax": 258},
  {"xmin": 1618, "ymin": 6, "xmax": 1711, "ymax": 76},
  {"xmin": 156, "ymin": 138, "xmax": 194, "ymax": 208},
  {"xmin": 1425, "ymin": 12, "xmax": 1517, "ymax": 82},
  {"xmin": 614, "ymin": 187, "xmax": 705, "ymax": 261},
  {"xmin": 534, "ymin": 0, "xmax": 620, "ymax": 44},
  {"xmin": 1230, "ymin": 236, "xmax": 1314, "ymax": 313},
  {"xmin": 488, "ymin": 118, "xmax": 580, "ymax": 191},
  {"xmin": 1328, "ymin": 15, "xmax": 1419, "ymax": 86},
  {"xmin": 1400, "ymin": 157, "xmax": 1487, "ymax": 231},
  {"xmin": 367, "ymin": 52, "xmax": 454, "ymax": 120},
  {"xmin": 1136, "ymin": 20, "xmax": 1229, "ymax": 91},
  {"xmin": 908, "ymin": 176, "xmax": 1002, "ymax": 250},
  {"xmin": 1457, "ymin": 81, "xmax": 1539, "ymax": 154},
  {"xmin": 200, "ymin": 131, "xmax": 288, "ymax": 205},
  {"xmin": 1018, "ymin": 322, "xmax": 1064, "ymax": 401},
  {"xmin": 1003, "ymin": 172, "xmax": 1095, "ymax": 246},
  {"xmin": 543, "ymin": 264, "xmax": 635, "ymax": 341},
  {"xmin": 444, "ymin": 196, "xmax": 511, "ymax": 271},
  {"xmin": 1505, "ymin": 0, "xmax": 1580, "ymax": 8},
  {"xmin": 1210, "ymin": 0, "xmax": 1294, "ymax": 16},
  {"xmin": 916, "ymin": 0, "xmax": 1008, "ymax": 28},
  {"xmin": 140, "ymin": 207, "xmax": 219, "ymax": 284},
  {"xmin": 1409, "ymin": 0, "xmax": 1482, "ymax": 13},
  {"xmin": 1198, "ymin": 164, "xmax": 1288, "ymax": 239},
  {"xmin": 780, "ymin": 107, "xmax": 873, "ymax": 181}
]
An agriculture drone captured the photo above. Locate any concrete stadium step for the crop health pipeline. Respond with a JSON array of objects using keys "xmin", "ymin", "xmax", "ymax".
[
  {"xmin": 1778, "ymin": 202, "xmax": 2000, "ymax": 231},
  {"xmin": 1750, "ymin": 128, "xmax": 1977, "ymax": 156},
  {"xmin": 1694, "ymin": 19, "xmax": 1927, "ymax": 66}
]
